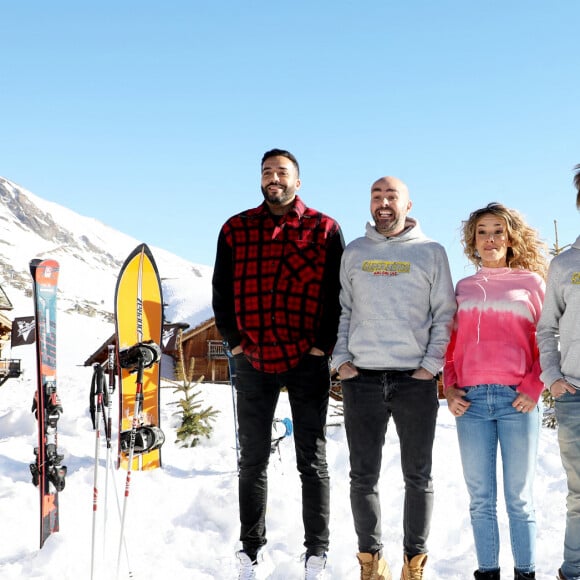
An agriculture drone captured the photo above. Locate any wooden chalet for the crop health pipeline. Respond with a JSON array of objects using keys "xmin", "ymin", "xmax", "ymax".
[{"xmin": 180, "ymin": 317, "xmax": 229, "ymax": 383}]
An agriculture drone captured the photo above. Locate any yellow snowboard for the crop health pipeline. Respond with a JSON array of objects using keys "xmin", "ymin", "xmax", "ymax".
[{"xmin": 115, "ymin": 244, "xmax": 163, "ymax": 471}]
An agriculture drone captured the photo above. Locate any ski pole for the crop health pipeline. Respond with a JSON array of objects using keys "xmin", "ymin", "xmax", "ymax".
[
  {"xmin": 116, "ymin": 361, "xmax": 143, "ymax": 578},
  {"xmin": 103, "ymin": 344, "xmax": 115, "ymax": 555},
  {"xmin": 108, "ymin": 451, "xmax": 132, "ymax": 578},
  {"xmin": 223, "ymin": 341, "xmax": 240, "ymax": 470},
  {"xmin": 116, "ymin": 342, "xmax": 160, "ymax": 579},
  {"xmin": 90, "ymin": 363, "xmax": 105, "ymax": 580},
  {"xmin": 100, "ymin": 346, "xmax": 133, "ymax": 577}
]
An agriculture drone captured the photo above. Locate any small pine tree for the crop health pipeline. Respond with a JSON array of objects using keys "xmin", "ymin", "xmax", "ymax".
[
  {"xmin": 168, "ymin": 332, "xmax": 219, "ymax": 448},
  {"xmin": 541, "ymin": 220, "xmax": 571, "ymax": 429},
  {"xmin": 171, "ymin": 375, "xmax": 219, "ymax": 448}
]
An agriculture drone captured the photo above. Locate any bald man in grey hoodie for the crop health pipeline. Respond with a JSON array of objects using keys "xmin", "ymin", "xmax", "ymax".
[
  {"xmin": 537, "ymin": 164, "xmax": 580, "ymax": 580},
  {"xmin": 333, "ymin": 177, "xmax": 456, "ymax": 580}
]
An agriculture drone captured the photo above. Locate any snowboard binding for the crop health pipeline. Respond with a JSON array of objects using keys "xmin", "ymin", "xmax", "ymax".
[
  {"xmin": 118, "ymin": 341, "xmax": 161, "ymax": 373},
  {"xmin": 120, "ymin": 425, "xmax": 165, "ymax": 455}
]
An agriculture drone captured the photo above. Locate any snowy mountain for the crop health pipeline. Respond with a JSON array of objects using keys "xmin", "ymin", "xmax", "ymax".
[{"xmin": 0, "ymin": 175, "xmax": 214, "ymax": 347}]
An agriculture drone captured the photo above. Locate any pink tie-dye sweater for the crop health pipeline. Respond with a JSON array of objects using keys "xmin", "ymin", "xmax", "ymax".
[{"xmin": 443, "ymin": 267, "xmax": 546, "ymax": 401}]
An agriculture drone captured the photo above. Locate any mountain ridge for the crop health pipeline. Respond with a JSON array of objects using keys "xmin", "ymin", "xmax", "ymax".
[{"xmin": 0, "ymin": 175, "xmax": 213, "ymax": 340}]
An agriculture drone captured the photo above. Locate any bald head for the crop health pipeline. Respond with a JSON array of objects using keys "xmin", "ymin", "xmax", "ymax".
[
  {"xmin": 371, "ymin": 176, "xmax": 409, "ymax": 197},
  {"xmin": 370, "ymin": 176, "xmax": 412, "ymax": 237}
]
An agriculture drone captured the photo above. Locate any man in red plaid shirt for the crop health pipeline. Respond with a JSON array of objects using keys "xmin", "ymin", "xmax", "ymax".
[{"xmin": 212, "ymin": 149, "xmax": 344, "ymax": 579}]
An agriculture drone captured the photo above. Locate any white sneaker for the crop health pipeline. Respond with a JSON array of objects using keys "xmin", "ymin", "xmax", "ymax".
[
  {"xmin": 236, "ymin": 551, "xmax": 257, "ymax": 580},
  {"xmin": 304, "ymin": 553, "xmax": 327, "ymax": 579}
]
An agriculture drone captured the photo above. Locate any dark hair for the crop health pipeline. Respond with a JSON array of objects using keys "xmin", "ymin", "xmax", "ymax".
[
  {"xmin": 574, "ymin": 163, "xmax": 580, "ymax": 209},
  {"xmin": 261, "ymin": 149, "xmax": 300, "ymax": 176}
]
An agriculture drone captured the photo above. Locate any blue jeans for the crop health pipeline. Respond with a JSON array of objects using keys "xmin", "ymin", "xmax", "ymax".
[
  {"xmin": 342, "ymin": 370, "xmax": 439, "ymax": 556},
  {"xmin": 234, "ymin": 353, "xmax": 330, "ymax": 557},
  {"xmin": 456, "ymin": 385, "xmax": 540, "ymax": 573},
  {"xmin": 556, "ymin": 391, "xmax": 580, "ymax": 580}
]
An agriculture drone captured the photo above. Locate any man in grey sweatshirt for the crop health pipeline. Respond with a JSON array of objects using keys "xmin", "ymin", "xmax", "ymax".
[
  {"xmin": 333, "ymin": 176, "xmax": 456, "ymax": 580},
  {"xmin": 537, "ymin": 164, "xmax": 580, "ymax": 580}
]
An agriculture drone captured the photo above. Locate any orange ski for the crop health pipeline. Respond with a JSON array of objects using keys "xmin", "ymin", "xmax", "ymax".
[{"xmin": 29, "ymin": 258, "xmax": 66, "ymax": 548}]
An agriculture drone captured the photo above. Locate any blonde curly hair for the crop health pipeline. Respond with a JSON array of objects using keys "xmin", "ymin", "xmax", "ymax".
[{"xmin": 461, "ymin": 202, "xmax": 549, "ymax": 280}]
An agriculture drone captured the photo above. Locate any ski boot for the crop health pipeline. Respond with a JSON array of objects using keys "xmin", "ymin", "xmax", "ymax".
[
  {"xmin": 30, "ymin": 448, "xmax": 40, "ymax": 487},
  {"xmin": 48, "ymin": 464, "xmax": 67, "ymax": 492}
]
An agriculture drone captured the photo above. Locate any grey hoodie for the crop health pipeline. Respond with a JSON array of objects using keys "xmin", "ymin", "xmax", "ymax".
[
  {"xmin": 332, "ymin": 218, "xmax": 456, "ymax": 376},
  {"xmin": 537, "ymin": 235, "xmax": 580, "ymax": 390}
]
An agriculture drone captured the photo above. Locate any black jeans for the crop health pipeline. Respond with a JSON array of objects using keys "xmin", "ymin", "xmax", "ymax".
[
  {"xmin": 342, "ymin": 370, "xmax": 439, "ymax": 556},
  {"xmin": 234, "ymin": 353, "xmax": 331, "ymax": 556}
]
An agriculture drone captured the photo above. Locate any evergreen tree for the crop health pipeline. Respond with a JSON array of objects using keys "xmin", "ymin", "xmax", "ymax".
[
  {"xmin": 168, "ymin": 331, "xmax": 219, "ymax": 448},
  {"xmin": 171, "ymin": 375, "xmax": 219, "ymax": 448}
]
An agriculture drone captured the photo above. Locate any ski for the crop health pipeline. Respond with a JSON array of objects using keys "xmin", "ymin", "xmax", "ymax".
[
  {"xmin": 28, "ymin": 258, "xmax": 66, "ymax": 549},
  {"xmin": 115, "ymin": 244, "xmax": 164, "ymax": 470}
]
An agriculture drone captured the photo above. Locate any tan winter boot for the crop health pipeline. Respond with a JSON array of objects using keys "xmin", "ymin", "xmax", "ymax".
[
  {"xmin": 357, "ymin": 552, "xmax": 392, "ymax": 580},
  {"xmin": 400, "ymin": 554, "xmax": 427, "ymax": 580}
]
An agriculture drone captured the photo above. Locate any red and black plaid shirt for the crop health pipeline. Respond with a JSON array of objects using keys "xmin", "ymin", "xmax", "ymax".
[{"xmin": 212, "ymin": 196, "xmax": 344, "ymax": 373}]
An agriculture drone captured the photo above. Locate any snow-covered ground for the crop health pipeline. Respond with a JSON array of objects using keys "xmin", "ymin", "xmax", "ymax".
[{"xmin": 0, "ymin": 308, "xmax": 569, "ymax": 579}]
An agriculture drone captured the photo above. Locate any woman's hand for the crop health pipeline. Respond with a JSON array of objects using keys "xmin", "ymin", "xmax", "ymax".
[
  {"xmin": 512, "ymin": 392, "xmax": 536, "ymax": 413},
  {"xmin": 445, "ymin": 386, "xmax": 470, "ymax": 417}
]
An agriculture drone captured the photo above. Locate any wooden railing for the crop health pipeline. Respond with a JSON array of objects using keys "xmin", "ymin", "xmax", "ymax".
[
  {"xmin": 0, "ymin": 359, "xmax": 22, "ymax": 386},
  {"xmin": 207, "ymin": 340, "xmax": 227, "ymax": 359}
]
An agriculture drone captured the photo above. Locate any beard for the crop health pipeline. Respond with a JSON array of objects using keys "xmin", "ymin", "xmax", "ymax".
[
  {"xmin": 374, "ymin": 211, "xmax": 404, "ymax": 236},
  {"xmin": 261, "ymin": 183, "xmax": 296, "ymax": 207}
]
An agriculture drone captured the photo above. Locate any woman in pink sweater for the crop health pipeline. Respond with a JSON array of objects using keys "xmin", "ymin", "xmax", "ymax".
[{"xmin": 444, "ymin": 203, "xmax": 548, "ymax": 580}]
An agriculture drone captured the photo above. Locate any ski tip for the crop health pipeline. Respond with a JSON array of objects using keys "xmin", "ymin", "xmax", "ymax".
[
  {"xmin": 29, "ymin": 258, "xmax": 43, "ymax": 277},
  {"xmin": 29, "ymin": 258, "xmax": 60, "ymax": 278}
]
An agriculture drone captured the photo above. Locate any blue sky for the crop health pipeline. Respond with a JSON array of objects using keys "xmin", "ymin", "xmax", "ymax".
[{"xmin": 1, "ymin": 0, "xmax": 579, "ymax": 283}]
